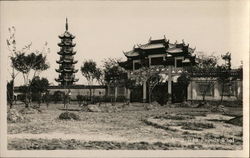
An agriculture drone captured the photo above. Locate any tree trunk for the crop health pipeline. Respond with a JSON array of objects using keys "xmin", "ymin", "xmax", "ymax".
[
  {"xmin": 89, "ymin": 88, "xmax": 92, "ymax": 103},
  {"xmin": 10, "ymin": 67, "xmax": 15, "ymax": 109},
  {"xmin": 25, "ymin": 92, "xmax": 29, "ymax": 108},
  {"xmin": 220, "ymin": 83, "xmax": 225, "ymax": 105}
]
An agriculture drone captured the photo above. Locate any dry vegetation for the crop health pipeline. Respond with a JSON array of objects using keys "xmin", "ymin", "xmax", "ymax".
[{"xmin": 7, "ymin": 102, "xmax": 243, "ymax": 150}]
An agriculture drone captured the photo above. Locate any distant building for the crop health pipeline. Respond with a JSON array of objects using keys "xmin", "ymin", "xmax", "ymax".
[{"xmin": 48, "ymin": 85, "xmax": 107, "ymax": 100}]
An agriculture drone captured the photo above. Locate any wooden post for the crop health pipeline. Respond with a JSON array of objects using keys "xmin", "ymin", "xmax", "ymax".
[
  {"xmin": 127, "ymin": 88, "xmax": 131, "ymax": 101},
  {"xmin": 168, "ymin": 66, "xmax": 172, "ymax": 102},
  {"xmin": 143, "ymin": 80, "xmax": 147, "ymax": 102},
  {"xmin": 115, "ymin": 86, "xmax": 118, "ymax": 102}
]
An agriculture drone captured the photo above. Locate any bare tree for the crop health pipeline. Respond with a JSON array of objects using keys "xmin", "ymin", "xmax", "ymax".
[
  {"xmin": 189, "ymin": 53, "xmax": 219, "ymax": 103},
  {"xmin": 81, "ymin": 60, "xmax": 102, "ymax": 103},
  {"xmin": 10, "ymin": 39, "xmax": 50, "ymax": 108},
  {"xmin": 6, "ymin": 27, "xmax": 32, "ymax": 108}
]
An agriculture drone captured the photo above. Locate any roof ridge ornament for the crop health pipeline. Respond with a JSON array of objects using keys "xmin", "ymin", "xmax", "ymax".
[
  {"xmin": 66, "ymin": 18, "xmax": 68, "ymax": 31},
  {"xmin": 148, "ymin": 36, "xmax": 152, "ymax": 43},
  {"xmin": 182, "ymin": 39, "xmax": 185, "ymax": 44}
]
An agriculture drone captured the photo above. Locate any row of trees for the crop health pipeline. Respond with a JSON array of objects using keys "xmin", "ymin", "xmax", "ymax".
[
  {"xmin": 186, "ymin": 52, "xmax": 242, "ymax": 104},
  {"xmin": 7, "ymin": 27, "xmax": 242, "ymax": 108},
  {"xmin": 7, "ymin": 27, "xmax": 129, "ymax": 108}
]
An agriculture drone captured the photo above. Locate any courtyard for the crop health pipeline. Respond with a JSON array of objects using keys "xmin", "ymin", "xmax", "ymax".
[{"xmin": 7, "ymin": 102, "xmax": 243, "ymax": 150}]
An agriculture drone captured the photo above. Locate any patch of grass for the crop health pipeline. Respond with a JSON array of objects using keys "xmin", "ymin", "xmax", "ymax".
[
  {"xmin": 180, "ymin": 122, "xmax": 215, "ymax": 131},
  {"xmin": 154, "ymin": 115, "xmax": 195, "ymax": 120},
  {"xmin": 58, "ymin": 112, "xmax": 80, "ymax": 120},
  {"xmin": 206, "ymin": 119, "xmax": 227, "ymax": 122},
  {"xmin": 7, "ymin": 138, "xmax": 204, "ymax": 150},
  {"xmin": 204, "ymin": 133, "xmax": 243, "ymax": 145},
  {"xmin": 225, "ymin": 116, "xmax": 243, "ymax": 126},
  {"xmin": 176, "ymin": 112, "xmax": 207, "ymax": 117},
  {"xmin": 143, "ymin": 119, "xmax": 177, "ymax": 132},
  {"xmin": 182, "ymin": 131, "xmax": 197, "ymax": 136},
  {"xmin": 234, "ymin": 131, "xmax": 243, "ymax": 137}
]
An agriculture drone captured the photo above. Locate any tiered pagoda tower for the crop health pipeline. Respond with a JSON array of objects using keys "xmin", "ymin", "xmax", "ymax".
[{"xmin": 55, "ymin": 18, "xmax": 79, "ymax": 86}]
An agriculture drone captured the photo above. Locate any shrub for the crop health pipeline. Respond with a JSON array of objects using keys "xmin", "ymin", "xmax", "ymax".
[
  {"xmin": 76, "ymin": 95, "xmax": 85, "ymax": 105},
  {"xmin": 52, "ymin": 91, "xmax": 65, "ymax": 104},
  {"xmin": 19, "ymin": 107, "xmax": 40, "ymax": 114},
  {"xmin": 58, "ymin": 112, "xmax": 80, "ymax": 120},
  {"xmin": 151, "ymin": 85, "xmax": 169, "ymax": 105},
  {"xmin": 7, "ymin": 109, "xmax": 27, "ymax": 123},
  {"xmin": 154, "ymin": 115, "xmax": 195, "ymax": 120},
  {"xmin": 42, "ymin": 93, "xmax": 52, "ymax": 106},
  {"xmin": 181, "ymin": 122, "xmax": 214, "ymax": 131},
  {"xmin": 116, "ymin": 96, "xmax": 126, "ymax": 102},
  {"xmin": 225, "ymin": 116, "xmax": 243, "ymax": 126}
]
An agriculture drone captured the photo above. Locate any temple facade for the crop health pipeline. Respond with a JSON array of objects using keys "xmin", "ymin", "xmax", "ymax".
[
  {"xmin": 118, "ymin": 36, "xmax": 196, "ymax": 103},
  {"xmin": 118, "ymin": 36, "xmax": 243, "ymax": 103},
  {"xmin": 55, "ymin": 18, "xmax": 79, "ymax": 86}
]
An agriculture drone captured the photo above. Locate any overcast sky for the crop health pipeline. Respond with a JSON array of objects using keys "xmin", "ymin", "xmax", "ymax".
[{"xmin": 0, "ymin": 0, "xmax": 249, "ymax": 86}]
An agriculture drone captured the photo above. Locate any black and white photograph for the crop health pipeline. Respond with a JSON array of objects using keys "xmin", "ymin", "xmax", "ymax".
[{"xmin": 0, "ymin": 0, "xmax": 249, "ymax": 157}]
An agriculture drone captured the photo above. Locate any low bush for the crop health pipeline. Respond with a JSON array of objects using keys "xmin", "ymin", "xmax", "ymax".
[
  {"xmin": 225, "ymin": 116, "xmax": 243, "ymax": 126},
  {"xmin": 58, "ymin": 112, "xmax": 80, "ymax": 120},
  {"xmin": 52, "ymin": 91, "xmax": 65, "ymax": 104},
  {"xmin": 154, "ymin": 115, "xmax": 195, "ymax": 120},
  {"xmin": 181, "ymin": 122, "xmax": 215, "ymax": 131},
  {"xmin": 76, "ymin": 95, "xmax": 86, "ymax": 105},
  {"xmin": 7, "ymin": 109, "xmax": 28, "ymax": 123},
  {"xmin": 116, "ymin": 96, "xmax": 127, "ymax": 102},
  {"xmin": 19, "ymin": 107, "xmax": 40, "ymax": 114}
]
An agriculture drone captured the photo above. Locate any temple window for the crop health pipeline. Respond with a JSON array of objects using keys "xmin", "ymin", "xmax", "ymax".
[
  {"xmin": 175, "ymin": 57, "xmax": 184, "ymax": 68},
  {"xmin": 221, "ymin": 83, "xmax": 236, "ymax": 96},
  {"xmin": 150, "ymin": 57, "xmax": 164, "ymax": 65},
  {"xmin": 133, "ymin": 60, "xmax": 141, "ymax": 70},
  {"xmin": 148, "ymin": 54, "xmax": 165, "ymax": 66},
  {"xmin": 117, "ymin": 86, "xmax": 125, "ymax": 96},
  {"xmin": 197, "ymin": 82, "xmax": 214, "ymax": 96}
]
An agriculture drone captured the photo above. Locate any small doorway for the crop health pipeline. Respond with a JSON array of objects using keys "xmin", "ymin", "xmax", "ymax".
[
  {"xmin": 130, "ymin": 85, "xmax": 143, "ymax": 102},
  {"xmin": 171, "ymin": 82, "xmax": 187, "ymax": 103}
]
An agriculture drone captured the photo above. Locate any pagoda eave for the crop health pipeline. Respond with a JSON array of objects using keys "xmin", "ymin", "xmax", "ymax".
[
  {"xmin": 57, "ymin": 51, "xmax": 77, "ymax": 55},
  {"xmin": 56, "ymin": 60, "xmax": 78, "ymax": 64},
  {"xmin": 58, "ymin": 43, "xmax": 76, "ymax": 47},
  {"xmin": 58, "ymin": 35, "xmax": 75, "ymax": 39}
]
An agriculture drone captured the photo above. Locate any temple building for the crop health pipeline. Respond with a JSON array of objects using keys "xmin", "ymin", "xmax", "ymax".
[
  {"xmin": 118, "ymin": 36, "xmax": 196, "ymax": 103},
  {"xmin": 55, "ymin": 18, "xmax": 79, "ymax": 86},
  {"xmin": 118, "ymin": 36, "xmax": 243, "ymax": 103}
]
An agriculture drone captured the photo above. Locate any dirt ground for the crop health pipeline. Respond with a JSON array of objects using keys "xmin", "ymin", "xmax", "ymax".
[{"xmin": 7, "ymin": 102, "xmax": 243, "ymax": 150}]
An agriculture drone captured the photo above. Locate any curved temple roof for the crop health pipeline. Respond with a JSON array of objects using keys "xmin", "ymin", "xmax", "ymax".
[{"xmin": 123, "ymin": 36, "xmax": 195, "ymax": 58}]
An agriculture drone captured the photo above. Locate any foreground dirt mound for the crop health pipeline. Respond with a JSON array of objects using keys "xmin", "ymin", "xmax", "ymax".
[
  {"xmin": 87, "ymin": 104, "xmax": 102, "ymax": 112},
  {"xmin": 58, "ymin": 112, "xmax": 80, "ymax": 120},
  {"xmin": 19, "ymin": 107, "xmax": 41, "ymax": 114},
  {"xmin": 7, "ymin": 109, "xmax": 27, "ymax": 123},
  {"xmin": 225, "ymin": 116, "xmax": 243, "ymax": 126},
  {"xmin": 145, "ymin": 104, "xmax": 158, "ymax": 110}
]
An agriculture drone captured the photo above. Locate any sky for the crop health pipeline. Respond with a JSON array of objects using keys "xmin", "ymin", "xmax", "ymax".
[{"xmin": 0, "ymin": 0, "xmax": 249, "ymax": 86}]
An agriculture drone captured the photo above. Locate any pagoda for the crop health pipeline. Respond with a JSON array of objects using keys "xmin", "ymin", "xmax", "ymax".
[{"xmin": 55, "ymin": 18, "xmax": 79, "ymax": 86}]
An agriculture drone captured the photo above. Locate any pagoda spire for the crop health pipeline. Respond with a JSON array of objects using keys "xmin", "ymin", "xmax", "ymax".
[{"xmin": 66, "ymin": 18, "xmax": 68, "ymax": 31}]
